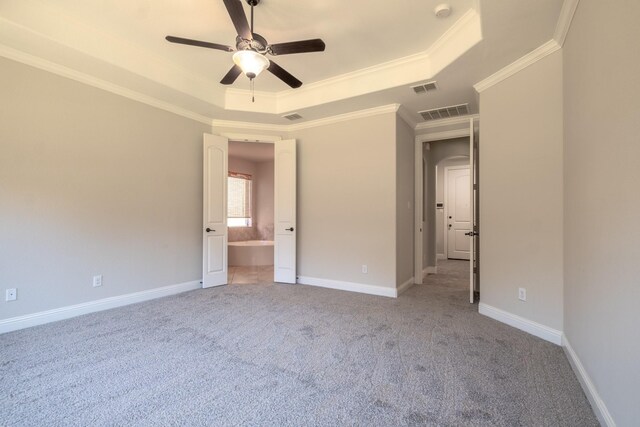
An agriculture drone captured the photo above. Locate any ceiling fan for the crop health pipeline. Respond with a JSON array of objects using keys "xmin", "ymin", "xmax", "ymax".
[{"xmin": 165, "ymin": 0, "xmax": 325, "ymax": 89}]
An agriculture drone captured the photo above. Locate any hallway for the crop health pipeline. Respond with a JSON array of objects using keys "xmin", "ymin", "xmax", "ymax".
[{"xmin": 424, "ymin": 259, "xmax": 470, "ymax": 291}]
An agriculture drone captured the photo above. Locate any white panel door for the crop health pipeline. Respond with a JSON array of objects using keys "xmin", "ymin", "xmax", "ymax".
[
  {"xmin": 469, "ymin": 118, "xmax": 477, "ymax": 303},
  {"xmin": 446, "ymin": 167, "xmax": 471, "ymax": 260},
  {"xmin": 414, "ymin": 139, "xmax": 424, "ymax": 284},
  {"xmin": 274, "ymin": 139, "xmax": 296, "ymax": 283},
  {"xmin": 202, "ymin": 133, "xmax": 228, "ymax": 288}
]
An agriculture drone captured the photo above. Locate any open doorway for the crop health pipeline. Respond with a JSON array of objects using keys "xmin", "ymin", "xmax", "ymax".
[
  {"xmin": 414, "ymin": 117, "xmax": 479, "ymax": 303},
  {"xmin": 428, "ymin": 140, "xmax": 471, "ymax": 293},
  {"xmin": 227, "ymin": 141, "xmax": 274, "ymax": 284},
  {"xmin": 202, "ymin": 133, "xmax": 296, "ymax": 288}
]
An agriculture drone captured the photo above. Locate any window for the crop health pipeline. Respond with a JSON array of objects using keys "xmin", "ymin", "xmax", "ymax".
[{"xmin": 228, "ymin": 172, "xmax": 252, "ymax": 227}]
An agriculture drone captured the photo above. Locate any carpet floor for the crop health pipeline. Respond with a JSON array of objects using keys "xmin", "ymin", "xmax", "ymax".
[{"xmin": 1, "ymin": 260, "xmax": 598, "ymax": 426}]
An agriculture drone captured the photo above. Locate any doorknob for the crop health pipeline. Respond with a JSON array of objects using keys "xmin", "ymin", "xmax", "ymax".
[
  {"xmin": 465, "ymin": 231, "xmax": 477, "ymax": 236},
  {"xmin": 448, "ymin": 224, "xmax": 452, "ymax": 228},
  {"xmin": 206, "ymin": 228, "xmax": 215, "ymax": 232},
  {"xmin": 285, "ymin": 227, "xmax": 294, "ymax": 231}
]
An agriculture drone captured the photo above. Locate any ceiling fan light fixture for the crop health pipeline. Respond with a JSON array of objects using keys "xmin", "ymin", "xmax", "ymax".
[
  {"xmin": 167, "ymin": 0, "xmax": 323, "ymax": 89},
  {"xmin": 233, "ymin": 50, "xmax": 270, "ymax": 79}
]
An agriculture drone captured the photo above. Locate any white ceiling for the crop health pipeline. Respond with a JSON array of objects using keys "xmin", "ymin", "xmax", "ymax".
[{"xmin": 0, "ymin": 0, "xmax": 565, "ymax": 126}]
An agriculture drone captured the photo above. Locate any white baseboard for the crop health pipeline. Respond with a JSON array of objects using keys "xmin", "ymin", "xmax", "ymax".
[
  {"xmin": 478, "ymin": 302, "xmax": 562, "ymax": 345},
  {"xmin": 563, "ymin": 335, "xmax": 616, "ymax": 427},
  {"xmin": 297, "ymin": 276, "xmax": 396, "ymax": 298},
  {"xmin": 0, "ymin": 280, "xmax": 201, "ymax": 334},
  {"xmin": 423, "ymin": 266, "xmax": 437, "ymax": 275},
  {"xmin": 436, "ymin": 254, "xmax": 446, "ymax": 260},
  {"xmin": 396, "ymin": 277, "xmax": 415, "ymax": 296}
]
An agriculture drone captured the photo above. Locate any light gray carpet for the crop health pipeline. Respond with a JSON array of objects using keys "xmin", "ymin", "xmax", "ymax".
[{"xmin": 1, "ymin": 260, "xmax": 598, "ymax": 426}]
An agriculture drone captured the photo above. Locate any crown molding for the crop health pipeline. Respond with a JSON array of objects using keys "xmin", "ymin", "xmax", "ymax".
[
  {"xmin": 415, "ymin": 114, "xmax": 479, "ymax": 130},
  {"xmin": 1, "ymin": 1, "xmax": 482, "ymax": 119},
  {"xmin": 221, "ymin": 133, "xmax": 282, "ymax": 143},
  {"xmin": 0, "ymin": 11, "xmax": 224, "ymax": 108},
  {"xmin": 0, "ymin": 44, "xmax": 214, "ymax": 126},
  {"xmin": 554, "ymin": 0, "xmax": 580, "ymax": 47},
  {"xmin": 396, "ymin": 105, "xmax": 418, "ymax": 129},
  {"xmin": 473, "ymin": 0, "xmax": 579, "ymax": 94},
  {"xmin": 473, "ymin": 39, "xmax": 560, "ymax": 93},
  {"xmin": 3, "ymin": 40, "xmax": 404, "ymax": 133},
  {"xmin": 281, "ymin": 7, "xmax": 481, "ymax": 113},
  {"xmin": 212, "ymin": 104, "xmax": 401, "ymax": 133},
  {"xmin": 226, "ymin": 7, "xmax": 482, "ymax": 114},
  {"xmin": 423, "ymin": 5, "xmax": 482, "ymax": 79},
  {"xmin": 290, "ymin": 104, "xmax": 400, "ymax": 131},
  {"xmin": 211, "ymin": 119, "xmax": 285, "ymax": 132},
  {"xmin": 418, "ymin": 128, "xmax": 470, "ymax": 142},
  {"xmin": 2, "ymin": 34, "xmax": 471, "ymax": 136}
]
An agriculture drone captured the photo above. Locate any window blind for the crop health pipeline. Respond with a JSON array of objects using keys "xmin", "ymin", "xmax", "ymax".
[{"xmin": 228, "ymin": 172, "xmax": 252, "ymax": 220}]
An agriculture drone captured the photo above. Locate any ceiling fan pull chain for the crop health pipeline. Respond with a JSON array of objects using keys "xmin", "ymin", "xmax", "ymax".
[{"xmin": 251, "ymin": 78, "xmax": 255, "ymax": 103}]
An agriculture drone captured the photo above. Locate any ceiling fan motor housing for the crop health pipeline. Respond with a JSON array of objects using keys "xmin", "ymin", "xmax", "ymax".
[
  {"xmin": 165, "ymin": 0, "xmax": 321, "ymax": 89},
  {"xmin": 236, "ymin": 33, "xmax": 268, "ymax": 52}
]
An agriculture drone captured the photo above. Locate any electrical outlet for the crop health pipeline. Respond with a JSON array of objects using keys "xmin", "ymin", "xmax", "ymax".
[
  {"xmin": 361, "ymin": 265, "xmax": 368, "ymax": 274},
  {"xmin": 518, "ymin": 288, "xmax": 526, "ymax": 301},
  {"xmin": 93, "ymin": 275, "xmax": 103, "ymax": 287},
  {"xmin": 6, "ymin": 288, "xmax": 17, "ymax": 302}
]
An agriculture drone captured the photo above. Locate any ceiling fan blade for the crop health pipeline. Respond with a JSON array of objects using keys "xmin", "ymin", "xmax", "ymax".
[
  {"xmin": 269, "ymin": 39, "xmax": 326, "ymax": 56},
  {"xmin": 223, "ymin": 0, "xmax": 252, "ymax": 40},
  {"xmin": 220, "ymin": 65, "xmax": 243, "ymax": 85},
  {"xmin": 165, "ymin": 36, "xmax": 233, "ymax": 52},
  {"xmin": 267, "ymin": 61, "xmax": 302, "ymax": 88}
]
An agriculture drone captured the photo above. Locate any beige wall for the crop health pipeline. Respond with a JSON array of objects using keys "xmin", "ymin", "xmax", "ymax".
[
  {"xmin": 479, "ymin": 50, "xmax": 564, "ymax": 331},
  {"xmin": 216, "ymin": 113, "xmax": 404, "ymax": 290},
  {"xmin": 396, "ymin": 115, "xmax": 415, "ymax": 284},
  {"xmin": 0, "ymin": 55, "xmax": 405, "ymax": 323},
  {"xmin": 292, "ymin": 113, "xmax": 398, "ymax": 289},
  {"xmin": 563, "ymin": 1, "xmax": 640, "ymax": 424},
  {"xmin": 0, "ymin": 57, "xmax": 210, "ymax": 320}
]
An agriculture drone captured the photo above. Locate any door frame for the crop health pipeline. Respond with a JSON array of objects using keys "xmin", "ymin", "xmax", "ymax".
[
  {"xmin": 413, "ymin": 116, "xmax": 478, "ymax": 286},
  {"xmin": 221, "ymin": 133, "xmax": 282, "ymax": 144},
  {"xmin": 217, "ymin": 131, "xmax": 285, "ymax": 281},
  {"xmin": 443, "ymin": 164, "xmax": 471, "ymax": 260}
]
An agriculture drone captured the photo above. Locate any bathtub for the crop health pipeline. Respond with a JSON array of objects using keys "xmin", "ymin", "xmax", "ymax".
[{"xmin": 228, "ymin": 240, "xmax": 274, "ymax": 266}]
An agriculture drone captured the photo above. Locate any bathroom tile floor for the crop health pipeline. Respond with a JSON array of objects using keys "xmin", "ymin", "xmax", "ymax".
[{"xmin": 228, "ymin": 265, "xmax": 274, "ymax": 284}]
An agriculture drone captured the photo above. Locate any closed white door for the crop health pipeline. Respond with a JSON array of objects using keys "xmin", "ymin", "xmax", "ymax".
[
  {"xmin": 446, "ymin": 166, "xmax": 471, "ymax": 260},
  {"xmin": 274, "ymin": 139, "xmax": 296, "ymax": 283},
  {"xmin": 202, "ymin": 133, "xmax": 228, "ymax": 288}
]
